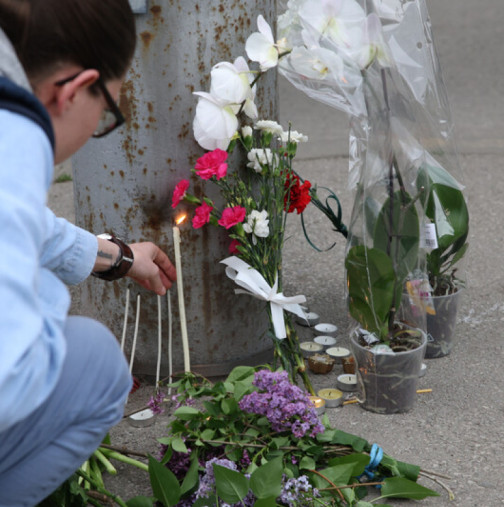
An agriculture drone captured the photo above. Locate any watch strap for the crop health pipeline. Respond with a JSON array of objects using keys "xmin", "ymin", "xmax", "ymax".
[{"xmin": 92, "ymin": 234, "xmax": 134, "ymax": 281}]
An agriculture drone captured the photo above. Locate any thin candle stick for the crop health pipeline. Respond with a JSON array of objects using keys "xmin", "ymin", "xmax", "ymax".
[
  {"xmin": 167, "ymin": 290, "xmax": 173, "ymax": 395},
  {"xmin": 173, "ymin": 223, "xmax": 190, "ymax": 372},
  {"xmin": 120, "ymin": 287, "xmax": 130, "ymax": 352},
  {"xmin": 156, "ymin": 295, "xmax": 162, "ymax": 389}
]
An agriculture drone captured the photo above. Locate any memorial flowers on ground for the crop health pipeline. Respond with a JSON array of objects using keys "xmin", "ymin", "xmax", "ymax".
[{"xmin": 148, "ymin": 366, "xmax": 440, "ymax": 506}]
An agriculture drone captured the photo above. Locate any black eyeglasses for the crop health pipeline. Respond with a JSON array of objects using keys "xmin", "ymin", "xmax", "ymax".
[{"xmin": 55, "ymin": 72, "xmax": 125, "ymax": 138}]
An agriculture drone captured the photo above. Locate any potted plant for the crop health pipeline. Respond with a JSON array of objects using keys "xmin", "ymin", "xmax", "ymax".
[{"xmin": 417, "ymin": 160, "xmax": 469, "ymax": 358}]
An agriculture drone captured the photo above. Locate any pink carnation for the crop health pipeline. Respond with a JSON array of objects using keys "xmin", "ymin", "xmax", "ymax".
[
  {"xmin": 218, "ymin": 206, "xmax": 246, "ymax": 229},
  {"xmin": 192, "ymin": 202, "xmax": 213, "ymax": 229},
  {"xmin": 195, "ymin": 149, "xmax": 228, "ymax": 180},
  {"xmin": 172, "ymin": 179, "xmax": 190, "ymax": 208}
]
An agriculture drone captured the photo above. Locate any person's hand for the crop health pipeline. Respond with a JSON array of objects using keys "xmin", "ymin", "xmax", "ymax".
[{"xmin": 127, "ymin": 242, "xmax": 177, "ymax": 295}]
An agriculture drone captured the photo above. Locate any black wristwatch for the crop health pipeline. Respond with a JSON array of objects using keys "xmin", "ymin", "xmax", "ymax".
[{"xmin": 92, "ymin": 233, "xmax": 134, "ymax": 281}]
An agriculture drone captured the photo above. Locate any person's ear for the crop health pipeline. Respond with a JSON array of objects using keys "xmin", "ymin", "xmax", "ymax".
[{"xmin": 45, "ymin": 69, "xmax": 100, "ymax": 117}]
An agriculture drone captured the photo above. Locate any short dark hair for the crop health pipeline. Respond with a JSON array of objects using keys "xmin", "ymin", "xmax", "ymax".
[{"xmin": 0, "ymin": 0, "xmax": 136, "ymax": 84}]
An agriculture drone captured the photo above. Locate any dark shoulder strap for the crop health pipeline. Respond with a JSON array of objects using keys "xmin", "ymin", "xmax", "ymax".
[{"xmin": 0, "ymin": 76, "xmax": 55, "ymax": 151}]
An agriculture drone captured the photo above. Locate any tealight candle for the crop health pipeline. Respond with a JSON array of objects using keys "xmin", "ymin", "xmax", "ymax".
[
  {"xmin": 299, "ymin": 341, "xmax": 324, "ymax": 357},
  {"xmin": 326, "ymin": 346, "xmax": 351, "ymax": 361},
  {"xmin": 314, "ymin": 323, "xmax": 338, "ymax": 336},
  {"xmin": 313, "ymin": 335, "xmax": 337, "ymax": 349},
  {"xmin": 317, "ymin": 388, "xmax": 343, "ymax": 408},
  {"xmin": 296, "ymin": 312, "xmax": 320, "ymax": 327},
  {"xmin": 308, "ymin": 396, "xmax": 326, "ymax": 415},
  {"xmin": 336, "ymin": 374, "xmax": 358, "ymax": 392},
  {"xmin": 128, "ymin": 408, "xmax": 155, "ymax": 428}
]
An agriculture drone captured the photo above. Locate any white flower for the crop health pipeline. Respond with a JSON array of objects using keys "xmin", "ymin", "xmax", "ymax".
[
  {"xmin": 279, "ymin": 129, "xmax": 308, "ymax": 143},
  {"xmin": 210, "ymin": 57, "xmax": 255, "ymax": 105},
  {"xmin": 254, "ymin": 120, "xmax": 284, "ymax": 136},
  {"xmin": 241, "ymin": 125, "xmax": 253, "ymax": 138},
  {"xmin": 298, "ymin": 0, "xmax": 366, "ymax": 47},
  {"xmin": 247, "ymin": 148, "xmax": 275, "ymax": 172},
  {"xmin": 288, "ymin": 45, "xmax": 344, "ymax": 81},
  {"xmin": 245, "ymin": 15, "xmax": 279, "ymax": 71},
  {"xmin": 193, "ymin": 92, "xmax": 238, "ymax": 150},
  {"xmin": 351, "ymin": 13, "xmax": 391, "ymax": 69},
  {"xmin": 243, "ymin": 209, "xmax": 270, "ymax": 244}
]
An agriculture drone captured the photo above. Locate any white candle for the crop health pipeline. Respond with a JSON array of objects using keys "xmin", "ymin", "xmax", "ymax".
[
  {"xmin": 326, "ymin": 346, "xmax": 351, "ymax": 360},
  {"xmin": 313, "ymin": 335, "xmax": 337, "ymax": 349},
  {"xmin": 296, "ymin": 311, "xmax": 320, "ymax": 327},
  {"xmin": 299, "ymin": 341, "xmax": 324, "ymax": 357},
  {"xmin": 336, "ymin": 374, "xmax": 357, "ymax": 392},
  {"xmin": 173, "ymin": 219, "xmax": 190, "ymax": 372},
  {"xmin": 318, "ymin": 388, "xmax": 343, "ymax": 408},
  {"xmin": 308, "ymin": 396, "xmax": 326, "ymax": 415},
  {"xmin": 128, "ymin": 408, "xmax": 155, "ymax": 428},
  {"xmin": 314, "ymin": 323, "xmax": 338, "ymax": 336}
]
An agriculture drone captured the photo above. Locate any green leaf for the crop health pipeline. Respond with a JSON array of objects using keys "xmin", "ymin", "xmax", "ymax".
[
  {"xmin": 180, "ymin": 456, "xmax": 199, "ymax": 495},
  {"xmin": 213, "ymin": 465, "xmax": 250, "ymax": 503},
  {"xmin": 299, "ymin": 456, "xmax": 316, "ymax": 470},
  {"xmin": 250, "ymin": 457, "xmax": 283, "ymax": 499},
  {"xmin": 221, "ymin": 397, "xmax": 239, "ymax": 415},
  {"xmin": 380, "ymin": 477, "xmax": 440, "ymax": 499},
  {"xmin": 233, "ymin": 379, "xmax": 254, "ymax": 401},
  {"xmin": 148, "ymin": 455, "xmax": 181, "ymax": 506},
  {"xmin": 373, "ymin": 190, "xmax": 420, "ymax": 290},
  {"xmin": 345, "ymin": 245, "xmax": 396, "ymax": 335},
  {"xmin": 226, "ymin": 366, "xmax": 256, "ymax": 383},
  {"xmin": 327, "ymin": 454, "xmax": 369, "ymax": 476},
  {"xmin": 126, "ymin": 496, "xmax": 156, "ymax": 507},
  {"xmin": 171, "ymin": 437, "xmax": 188, "ymax": 454},
  {"xmin": 173, "ymin": 406, "xmax": 201, "ymax": 420}
]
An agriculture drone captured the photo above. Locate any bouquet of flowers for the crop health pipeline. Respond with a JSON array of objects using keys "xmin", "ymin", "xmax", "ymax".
[
  {"xmin": 172, "ymin": 16, "xmax": 317, "ymax": 393},
  {"xmin": 147, "ymin": 367, "xmax": 442, "ymax": 506}
]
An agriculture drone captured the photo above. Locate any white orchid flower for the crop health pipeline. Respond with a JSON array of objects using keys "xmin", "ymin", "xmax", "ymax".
[
  {"xmin": 246, "ymin": 148, "xmax": 276, "ymax": 173},
  {"xmin": 210, "ymin": 57, "xmax": 255, "ymax": 105},
  {"xmin": 288, "ymin": 45, "xmax": 345, "ymax": 81},
  {"xmin": 243, "ymin": 209, "xmax": 270, "ymax": 244},
  {"xmin": 193, "ymin": 92, "xmax": 238, "ymax": 150},
  {"xmin": 245, "ymin": 15, "xmax": 279, "ymax": 71},
  {"xmin": 298, "ymin": 0, "xmax": 366, "ymax": 48},
  {"xmin": 351, "ymin": 13, "xmax": 391, "ymax": 69},
  {"xmin": 254, "ymin": 120, "xmax": 284, "ymax": 136}
]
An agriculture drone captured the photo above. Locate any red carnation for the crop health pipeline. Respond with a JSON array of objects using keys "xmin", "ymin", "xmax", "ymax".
[{"xmin": 284, "ymin": 173, "xmax": 312, "ymax": 214}]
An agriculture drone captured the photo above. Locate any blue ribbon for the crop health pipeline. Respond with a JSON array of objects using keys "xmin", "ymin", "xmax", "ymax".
[{"xmin": 361, "ymin": 444, "xmax": 384, "ymax": 484}]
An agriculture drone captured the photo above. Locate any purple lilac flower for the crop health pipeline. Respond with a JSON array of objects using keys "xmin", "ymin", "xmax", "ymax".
[
  {"xmin": 148, "ymin": 390, "xmax": 166, "ymax": 415},
  {"xmin": 279, "ymin": 475, "xmax": 320, "ymax": 506},
  {"xmin": 171, "ymin": 393, "xmax": 195, "ymax": 410},
  {"xmin": 238, "ymin": 370, "xmax": 324, "ymax": 439}
]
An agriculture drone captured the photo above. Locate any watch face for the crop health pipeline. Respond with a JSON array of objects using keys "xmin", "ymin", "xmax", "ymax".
[{"xmin": 97, "ymin": 233, "xmax": 113, "ymax": 240}]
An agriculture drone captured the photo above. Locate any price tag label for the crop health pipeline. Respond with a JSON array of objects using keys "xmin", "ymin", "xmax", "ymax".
[{"xmin": 420, "ymin": 223, "xmax": 438, "ymax": 249}]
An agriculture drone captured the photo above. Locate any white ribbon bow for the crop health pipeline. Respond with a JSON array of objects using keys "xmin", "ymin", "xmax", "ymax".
[{"xmin": 221, "ymin": 256, "xmax": 307, "ymax": 339}]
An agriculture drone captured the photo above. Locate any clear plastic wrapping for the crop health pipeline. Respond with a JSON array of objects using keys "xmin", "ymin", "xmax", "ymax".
[{"xmin": 278, "ymin": 0, "xmax": 468, "ymax": 343}]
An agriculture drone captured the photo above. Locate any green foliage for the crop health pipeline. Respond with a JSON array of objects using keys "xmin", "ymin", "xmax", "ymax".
[
  {"xmin": 345, "ymin": 245, "xmax": 396, "ymax": 340},
  {"xmin": 54, "ymin": 172, "xmax": 73, "ymax": 183},
  {"xmin": 150, "ymin": 368, "xmax": 439, "ymax": 506},
  {"xmin": 417, "ymin": 163, "xmax": 469, "ymax": 290}
]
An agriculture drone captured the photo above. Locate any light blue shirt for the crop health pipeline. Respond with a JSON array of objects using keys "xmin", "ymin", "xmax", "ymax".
[{"xmin": 0, "ymin": 110, "xmax": 98, "ymax": 432}]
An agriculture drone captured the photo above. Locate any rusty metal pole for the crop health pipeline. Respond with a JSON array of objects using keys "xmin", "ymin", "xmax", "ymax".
[{"xmin": 72, "ymin": 0, "xmax": 277, "ymax": 376}]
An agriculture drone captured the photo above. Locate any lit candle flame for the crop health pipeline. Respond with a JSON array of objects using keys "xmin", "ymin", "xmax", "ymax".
[{"xmin": 175, "ymin": 214, "xmax": 187, "ymax": 226}]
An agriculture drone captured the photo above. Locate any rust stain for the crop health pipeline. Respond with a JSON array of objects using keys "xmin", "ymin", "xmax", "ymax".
[
  {"xmin": 119, "ymin": 170, "xmax": 125, "ymax": 178},
  {"xmin": 140, "ymin": 30, "xmax": 153, "ymax": 49}
]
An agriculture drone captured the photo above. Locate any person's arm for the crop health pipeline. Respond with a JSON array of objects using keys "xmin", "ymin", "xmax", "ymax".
[{"xmin": 92, "ymin": 235, "xmax": 177, "ymax": 295}]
